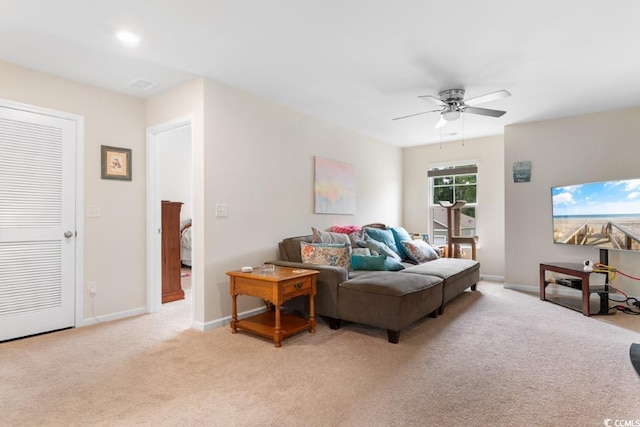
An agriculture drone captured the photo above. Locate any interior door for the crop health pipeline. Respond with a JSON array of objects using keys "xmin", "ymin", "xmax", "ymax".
[{"xmin": 0, "ymin": 104, "xmax": 77, "ymax": 342}]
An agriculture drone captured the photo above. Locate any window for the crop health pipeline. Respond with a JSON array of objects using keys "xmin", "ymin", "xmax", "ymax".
[{"xmin": 428, "ymin": 163, "xmax": 477, "ymax": 246}]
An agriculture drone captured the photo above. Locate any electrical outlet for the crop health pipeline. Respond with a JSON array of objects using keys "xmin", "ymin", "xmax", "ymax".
[
  {"xmin": 215, "ymin": 203, "xmax": 228, "ymax": 217},
  {"xmin": 88, "ymin": 281, "xmax": 96, "ymax": 296}
]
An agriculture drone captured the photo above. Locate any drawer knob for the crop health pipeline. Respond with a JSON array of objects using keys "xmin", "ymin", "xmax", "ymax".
[{"xmin": 295, "ymin": 283, "xmax": 302, "ymax": 290}]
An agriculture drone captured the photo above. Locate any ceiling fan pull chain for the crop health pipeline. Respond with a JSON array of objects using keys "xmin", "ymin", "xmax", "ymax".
[{"xmin": 462, "ymin": 114, "xmax": 465, "ymax": 147}]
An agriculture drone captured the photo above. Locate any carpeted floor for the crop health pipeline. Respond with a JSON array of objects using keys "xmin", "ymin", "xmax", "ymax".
[{"xmin": 1, "ymin": 280, "xmax": 639, "ymax": 426}]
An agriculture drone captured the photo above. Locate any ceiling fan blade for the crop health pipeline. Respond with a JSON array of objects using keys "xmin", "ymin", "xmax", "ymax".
[
  {"xmin": 392, "ymin": 109, "xmax": 441, "ymax": 121},
  {"xmin": 434, "ymin": 116, "xmax": 447, "ymax": 129},
  {"xmin": 464, "ymin": 106, "xmax": 506, "ymax": 117},
  {"xmin": 464, "ymin": 90, "xmax": 511, "ymax": 106},
  {"xmin": 418, "ymin": 95, "xmax": 447, "ymax": 107}
]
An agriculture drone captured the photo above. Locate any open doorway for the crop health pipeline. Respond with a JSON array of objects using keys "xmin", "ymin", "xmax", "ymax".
[{"xmin": 146, "ymin": 119, "xmax": 194, "ymax": 320}]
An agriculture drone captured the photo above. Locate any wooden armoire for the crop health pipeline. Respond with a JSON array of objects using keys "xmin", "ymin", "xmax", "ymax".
[{"xmin": 161, "ymin": 200, "xmax": 185, "ymax": 303}]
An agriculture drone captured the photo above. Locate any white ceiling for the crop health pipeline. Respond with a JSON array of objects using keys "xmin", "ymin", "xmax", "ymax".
[{"xmin": 2, "ymin": 0, "xmax": 640, "ymax": 147}]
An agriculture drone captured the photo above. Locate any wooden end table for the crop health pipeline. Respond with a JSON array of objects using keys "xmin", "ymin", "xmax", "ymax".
[{"xmin": 227, "ymin": 266, "xmax": 318, "ymax": 347}]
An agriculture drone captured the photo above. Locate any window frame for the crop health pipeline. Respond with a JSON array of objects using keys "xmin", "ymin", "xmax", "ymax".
[{"xmin": 428, "ymin": 161, "xmax": 479, "ymax": 247}]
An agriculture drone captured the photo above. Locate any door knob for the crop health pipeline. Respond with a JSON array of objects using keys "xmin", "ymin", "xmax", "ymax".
[{"xmin": 64, "ymin": 231, "xmax": 73, "ymax": 238}]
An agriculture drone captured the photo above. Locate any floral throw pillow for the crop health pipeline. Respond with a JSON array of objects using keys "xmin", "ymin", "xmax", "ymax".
[
  {"xmin": 401, "ymin": 240, "xmax": 440, "ymax": 264},
  {"xmin": 300, "ymin": 242, "xmax": 351, "ymax": 270}
]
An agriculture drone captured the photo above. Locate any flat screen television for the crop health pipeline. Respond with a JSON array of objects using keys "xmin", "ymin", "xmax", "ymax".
[{"xmin": 551, "ymin": 178, "xmax": 640, "ymax": 253}]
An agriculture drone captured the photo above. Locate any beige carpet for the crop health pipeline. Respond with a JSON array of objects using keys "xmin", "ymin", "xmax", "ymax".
[{"xmin": 1, "ymin": 281, "xmax": 639, "ymax": 426}]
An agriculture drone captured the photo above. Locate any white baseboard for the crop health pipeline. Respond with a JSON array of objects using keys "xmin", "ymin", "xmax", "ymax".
[
  {"xmin": 504, "ymin": 282, "xmax": 605, "ymax": 299},
  {"xmin": 194, "ymin": 306, "xmax": 268, "ymax": 332},
  {"xmin": 504, "ymin": 282, "xmax": 537, "ymax": 293},
  {"xmin": 77, "ymin": 306, "xmax": 147, "ymax": 327},
  {"xmin": 480, "ymin": 275, "xmax": 504, "ymax": 282},
  {"xmin": 77, "ymin": 304, "xmax": 267, "ymax": 333}
]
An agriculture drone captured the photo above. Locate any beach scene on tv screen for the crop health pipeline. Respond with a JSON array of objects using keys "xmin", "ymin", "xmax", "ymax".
[{"xmin": 552, "ymin": 178, "xmax": 640, "ymax": 252}]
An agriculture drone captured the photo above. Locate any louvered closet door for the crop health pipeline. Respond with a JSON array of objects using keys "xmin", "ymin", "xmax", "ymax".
[{"xmin": 0, "ymin": 105, "xmax": 76, "ymax": 342}]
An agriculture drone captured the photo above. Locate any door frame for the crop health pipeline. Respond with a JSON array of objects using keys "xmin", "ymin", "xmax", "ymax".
[
  {"xmin": 0, "ymin": 98, "xmax": 84, "ymax": 328},
  {"xmin": 146, "ymin": 116, "xmax": 193, "ymax": 314}
]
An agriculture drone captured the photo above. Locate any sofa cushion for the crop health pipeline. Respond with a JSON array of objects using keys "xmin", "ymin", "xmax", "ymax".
[
  {"xmin": 279, "ymin": 235, "xmax": 313, "ymax": 263},
  {"xmin": 401, "ymin": 240, "xmax": 440, "ymax": 263},
  {"xmin": 341, "ymin": 271, "xmax": 442, "ymax": 295},
  {"xmin": 301, "ymin": 242, "xmax": 351, "ymax": 270},
  {"xmin": 401, "ymin": 258, "xmax": 479, "ymax": 282},
  {"xmin": 364, "ymin": 227, "xmax": 402, "ymax": 256}
]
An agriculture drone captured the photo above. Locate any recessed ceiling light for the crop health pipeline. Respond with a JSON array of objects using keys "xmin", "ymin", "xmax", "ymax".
[{"xmin": 116, "ymin": 30, "xmax": 140, "ymax": 45}]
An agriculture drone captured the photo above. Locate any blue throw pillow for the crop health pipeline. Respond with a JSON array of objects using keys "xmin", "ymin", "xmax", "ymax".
[
  {"xmin": 389, "ymin": 226, "xmax": 413, "ymax": 260},
  {"xmin": 357, "ymin": 236, "xmax": 406, "ymax": 271},
  {"xmin": 364, "ymin": 227, "xmax": 402, "ymax": 257},
  {"xmin": 383, "ymin": 257, "xmax": 406, "ymax": 271},
  {"xmin": 351, "ymin": 254, "xmax": 386, "ymax": 271},
  {"xmin": 358, "ymin": 235, "xmax": 401, "ymax": 261}
]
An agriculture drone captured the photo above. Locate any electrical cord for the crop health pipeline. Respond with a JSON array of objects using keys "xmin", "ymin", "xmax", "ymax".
[
  {"xmin": 90, "ymin": 294, "xmax": 101, "ymax": 323},
  {"xmin": 593, "ymin": 263, "xmax": 618, "ymax": 282},
  {"xmin": 595, "ymin": 263, "xmax": 640, "ymax": 315}
]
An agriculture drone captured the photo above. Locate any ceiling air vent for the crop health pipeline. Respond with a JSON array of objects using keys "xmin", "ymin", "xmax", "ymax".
[{"xmin": 127, "ymin": 78, "xmax": 157, "ymax": 90}]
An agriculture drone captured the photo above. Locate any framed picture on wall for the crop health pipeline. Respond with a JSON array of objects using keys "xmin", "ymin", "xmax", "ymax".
[
  {"xmin": 314, "ymin": 156, "xmax": 356, "ymax": 214},
  {"xmin": 101, "ymin": 145, "xmax": 132, "ymax": 181}
]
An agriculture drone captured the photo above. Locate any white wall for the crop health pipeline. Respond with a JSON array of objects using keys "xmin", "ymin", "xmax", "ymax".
[
  {"xmin": 0, "ymin": 60, "xmax": 147, "ymax": 321},
  {"xmin": 146, "ymin": 78, "xmax": 206, "ymax": 324},
  {"xmin": 200, "ymin": 78, "xmax": 403, "ymax": 324},
  {"xmin": 1, "ymin": 62, "xmax": 403, "ymax": 329},
  {"xmin": 402, "ymin": 135, "xmax": 505, "ymax": 278},
  {"xmin": 150, "ymin": 77, "xmax": 405, "ymax": 328},
  {"xmin": 157, "ymin": 125, "xmax": 192, "ymax": 224},
  {"xmin": 505, "ymin": 108, "xmax": 640, "ymax": 297}
]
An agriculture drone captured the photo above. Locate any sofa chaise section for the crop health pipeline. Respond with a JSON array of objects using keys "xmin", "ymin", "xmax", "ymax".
[
  {"xmin": 337, "ymin": 271, "xmax": 443, "ymax": 343},
  {"xmin": 401, "ymin": 258, "xmax": 480, "ymax": 314}
]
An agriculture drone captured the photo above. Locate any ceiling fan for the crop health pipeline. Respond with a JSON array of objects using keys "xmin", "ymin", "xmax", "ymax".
[{"xmin": 393, "ymin": 89, "xmax": 511, "ymax": 128}]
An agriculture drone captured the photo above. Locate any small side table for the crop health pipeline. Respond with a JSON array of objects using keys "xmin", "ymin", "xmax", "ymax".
[{"xmin": 227, "ymin": 266, "xmax": 318, "ymax": 347}]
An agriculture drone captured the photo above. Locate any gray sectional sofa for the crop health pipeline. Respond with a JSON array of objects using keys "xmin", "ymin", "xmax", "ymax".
[{"xmin": 270, "ymin": 233, "xmax": 480, "ymax": 343}]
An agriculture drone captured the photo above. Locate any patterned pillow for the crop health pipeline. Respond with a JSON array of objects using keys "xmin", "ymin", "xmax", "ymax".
[
  {"xmin": 301, "ymin": 242, "xmax": 351, "ymax": 270},
  {"xmin": 401, "ymin": 240, "xmax": 440, "ymax": 264},
  {"xmin": 357, "ymin": 234, "xmax": 401, "ymax": 262},
  {"xmin": 356, "ymin": 235, "xmax": 405, "ymax": 271},
  {"xmin": 364, "ymin": 227, "xmax": 402, "ymax": 257}
]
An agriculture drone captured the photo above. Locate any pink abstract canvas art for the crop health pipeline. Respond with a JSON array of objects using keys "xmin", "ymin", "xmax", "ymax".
[{"xmin": 314, "ymin": 156, "xmax": 356, "ymax": 214}]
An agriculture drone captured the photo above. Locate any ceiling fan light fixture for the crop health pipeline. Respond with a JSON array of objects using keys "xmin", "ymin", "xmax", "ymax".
[{"xmin": 442, "ymin": 110, "xmax": 461, "ymax": 122}]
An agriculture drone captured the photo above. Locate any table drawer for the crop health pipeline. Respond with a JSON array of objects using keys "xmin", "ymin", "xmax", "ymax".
[{"xmin": 282, "ymin": 277, "xmax": 312, "ymax": 297}]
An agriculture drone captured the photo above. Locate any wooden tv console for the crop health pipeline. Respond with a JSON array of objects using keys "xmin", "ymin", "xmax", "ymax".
[{"xmin": 539, "ymin": 262, "xmax": 610, "ymax": 316}]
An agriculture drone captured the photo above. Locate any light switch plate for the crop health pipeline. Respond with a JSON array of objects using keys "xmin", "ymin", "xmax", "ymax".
[
  {"xmin": 87, "ymin": 204, "xmax": 101, "ymax": 218},
  {"xmin": 215, "ymin": 203, "xmax": 228, "ymax": 217}
]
